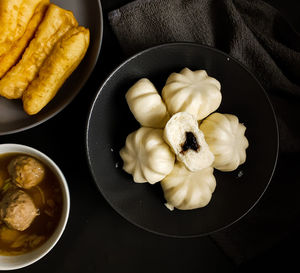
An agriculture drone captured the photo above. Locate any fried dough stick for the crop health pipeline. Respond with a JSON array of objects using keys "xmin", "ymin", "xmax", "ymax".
[
  {"xmin": 0, "ymin": 4, "xmax": 78, "ymax": 99},
  {"xmin": 0, "ymin": 0, "xmax": 49, "ymax": 78},
  {"xmin": 23, "ymin": 26, "xmax": 90, "ymax": 115},
  {"xmin": 0, "ymin": 0, "xmax": 45, "ymax": 56}
]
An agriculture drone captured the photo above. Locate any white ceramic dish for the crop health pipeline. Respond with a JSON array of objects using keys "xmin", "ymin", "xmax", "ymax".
[{"xmin": 0, "ymin": 143, "xmax": 70, "ymax": 270}]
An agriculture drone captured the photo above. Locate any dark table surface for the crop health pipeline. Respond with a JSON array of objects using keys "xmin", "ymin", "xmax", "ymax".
[{"xmin": 1, "ymin": 0, "xmax": 299, "ymax": 272}]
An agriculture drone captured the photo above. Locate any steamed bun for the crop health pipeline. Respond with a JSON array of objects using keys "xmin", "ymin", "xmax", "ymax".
[
  {"xmin": 126, "ymin": 78, "xmax": 169, "ymax": 128},
  {"xmin": 120, "ymin": 127, "xmax": 175, "ymax": 184},
  {"xmin": 162, "ymin": 68, "xmax": 221, "ymax": 120},
  {"xmin": 200, "ymin": 113, "xmax": 249, "ymax": 171},
  {"xmin": 161, "ymin": 163, "xmax": 216, "ymax": 210}
]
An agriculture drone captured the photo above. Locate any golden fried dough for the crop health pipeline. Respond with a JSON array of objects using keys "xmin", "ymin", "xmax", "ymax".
[
  {"xmin": 0, "ymin": 4, "xmax": 78, "ymax": 99},
  {"xmin": 0, "ymin": 0, "xmax": 45, "ymax": 56},
  {"xmin": 0, "ymin": 0, "xmax": 49, "ymax": 79},
  {"xmin": 23, "ymin": 26, "xmax": 90, "ymax": 115}
]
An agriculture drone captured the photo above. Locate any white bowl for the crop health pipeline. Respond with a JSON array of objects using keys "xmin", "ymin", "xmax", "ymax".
[{"xmin": 0, "ymin": 143, "xmax": 70, "ymax": 270}]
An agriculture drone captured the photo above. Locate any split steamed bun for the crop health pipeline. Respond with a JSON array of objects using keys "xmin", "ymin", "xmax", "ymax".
[{"xmin": 163, "ymin": 112, "xmax": 214, "ymax": 172}]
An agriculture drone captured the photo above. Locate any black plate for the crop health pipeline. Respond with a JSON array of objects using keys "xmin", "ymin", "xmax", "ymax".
[
  {"xmin": 0, "ymin": 0, "xmax": 103, "ymax": 135},
  {"xmin": 86, "ymin": 43, "xmax": 279, "ymax": 237}
]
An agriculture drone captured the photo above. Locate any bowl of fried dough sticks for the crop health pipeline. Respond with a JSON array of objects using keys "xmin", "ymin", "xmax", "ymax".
[{"xmin": 0, "ymin": 0, "xmax": 102, "ymax": 135}]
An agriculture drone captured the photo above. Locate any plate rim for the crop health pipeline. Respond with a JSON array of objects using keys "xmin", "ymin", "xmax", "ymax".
[
  {"xmin": 85, "ymin": 41, "xmax": 279, "ymax": 238},
  {"xmin": 0, "ymin": 0, "xmax": 104, "ymax": 136}
]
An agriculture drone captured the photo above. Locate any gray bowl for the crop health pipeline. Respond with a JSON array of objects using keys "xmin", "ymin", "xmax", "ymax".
[
  {"xmin": 86, "ymin": 42, "xmax": 279, "ymax": 238},
  {"xmin": 0, "ymin": 0, "xmax": 103, "ymax": 135}
]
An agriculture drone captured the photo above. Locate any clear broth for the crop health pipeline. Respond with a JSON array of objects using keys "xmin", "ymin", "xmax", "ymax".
[{"xmin": 0, "ymin": 153, "xmax": 63, "ymax": 255}]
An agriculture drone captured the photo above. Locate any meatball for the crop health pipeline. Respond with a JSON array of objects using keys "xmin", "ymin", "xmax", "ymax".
[
  {"xmin": 0, "ymin": 189, "xmax": 39, "ymax": 231},
  {"xmin": 8, "ymin": 156, "xmax": 45, "ymax": 189}
]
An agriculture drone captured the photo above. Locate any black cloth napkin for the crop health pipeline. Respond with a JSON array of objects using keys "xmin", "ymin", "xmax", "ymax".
[{"xmin": 108, "ymin": 0, "xmax": 300, "ymax": 265}]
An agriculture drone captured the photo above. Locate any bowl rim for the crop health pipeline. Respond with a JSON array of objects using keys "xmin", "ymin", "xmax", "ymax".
[
  {"xmin": 85, "ymin": 41, "xmax": 279, "ymax": 238},
  {"xmin": 0, "ymin": 143, "xmax": 70, "ymax": 270}
]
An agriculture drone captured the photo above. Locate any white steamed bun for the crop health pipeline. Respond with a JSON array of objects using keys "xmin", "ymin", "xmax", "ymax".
[
  {"xmin": 120, "ymin": 127, "xmax": 175, "ymax": 184},
  {"xmin": 126, "ymin": 78, "xmax": 169, "ymax": 128},
  {"xmin": 200, "ymin": 113, "xmax": 249, "ymax": 171},
  {"xmin": 161, "ymin": 163, "xmax": 216, "ymax": 210},
  {"xmin": 162, "ymin": 68, "xmax": 221, "ymax": 120}
]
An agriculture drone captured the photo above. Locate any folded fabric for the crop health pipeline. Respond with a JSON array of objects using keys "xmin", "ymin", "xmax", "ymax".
[{"xmin": 109, "ymin": 0, "xmax": 300, "ymax": 265}]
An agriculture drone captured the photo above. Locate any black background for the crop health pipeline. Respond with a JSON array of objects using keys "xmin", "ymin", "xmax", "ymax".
[{"xmin": 0, "ymin": 0, "xmax": 299, "ymax": 272}]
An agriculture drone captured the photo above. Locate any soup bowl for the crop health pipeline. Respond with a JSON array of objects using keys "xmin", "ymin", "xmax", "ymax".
[{"xmin": 0, "ymin": 143, "xmax": 70, "ymax": 270}]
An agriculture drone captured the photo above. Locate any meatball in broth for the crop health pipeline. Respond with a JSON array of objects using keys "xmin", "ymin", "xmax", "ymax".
[
  {"xmin": 0, "ymin": 189, "xmax": 39, "ymax": 231},
  {"xmin": 0, "ymin": 153, "xmax": 63, "ymax": 256},
  {"xmin": 8, "ymin": 156, "xmax": 45, "ymax": 189}
]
